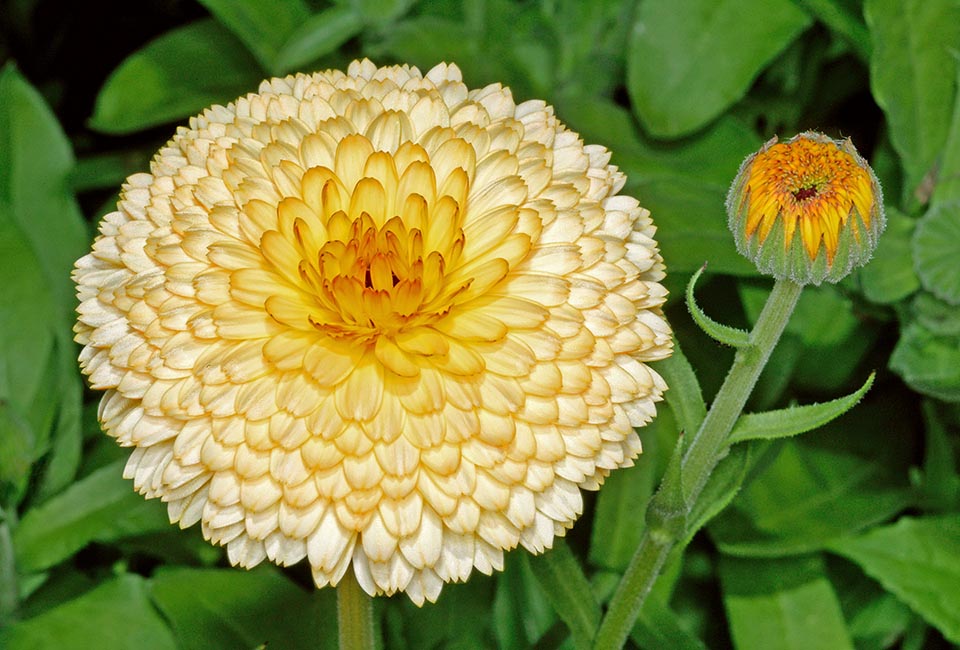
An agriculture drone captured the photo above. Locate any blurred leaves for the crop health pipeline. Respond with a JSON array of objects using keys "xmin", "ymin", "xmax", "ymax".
[{"xmin": 913, "ymin": 202, "xmax": 960, "ymax": 305}]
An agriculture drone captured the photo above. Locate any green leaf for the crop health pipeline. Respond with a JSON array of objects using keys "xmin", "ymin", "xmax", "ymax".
[
  {"xmin": 919, "ymin": 402, "xmax": 960, "ymax": 511},
  {"xmin": 728, "ymin": 372, "xmax": 875, "ymax": 445},
  {"xmin": 794, "ymin": 0, "xmax": 871, "ymax": 60},
  {"xmin": 890, "ymin": 322, "xmax": 960, "ymax": 402},
  {"xmin": 493, "ymin": 554, "xmax": 557, "ymax": 649},
  {"xmin": 686, "ymin": 443, "xmax": 760, "ymax": 545},
  {"xmin": 720, "ymin": 554, "xmax": 855, "ymax": 650},
  {"xmin": 655, "ymin": 341, "xmax": 707, "ymax": 435},
  {"xmin": 828, "ymin": 515, "xmax": 960, "ymax": 644},
  {"xmin": 12, "ymin": 459, "xmax": 170, "ymax": 573},
  {"xmin": 933, "ymin": 59, "xmax": 960, "ymax": 207},
  {"xmin": 631, "ymin": 593, "xmax": 708, "ymax": 650},
  {"xmin": 588, "ymin": 447, "xmax": 657, "ymax": 572},
  {"xmin": 913, "ymin": 291, "xmax": 960, "ymax": 337},
  {"xmin": 913, "ymin": 202, "xmax": 960, "ymax": 305},
  {"xmin": 686, "ymin": 266, "xmax": 751, "ymax": 348},
  {"xmin": 70, "ymin": 149, "xmax": 152, "ymax": 192},
  {"xmin": 89, "ymin": 19, "xmax": 263, "ymax": 134},
  {"xmin": 710, "ymin": 398, "xmax": 914, "ymax": 556},
  {"xmin": 528, "ymin": 539, "xmax": 601, "ymax": 650},
  {"xmin": 865, "ymin": 0, "xmax": 960, "ymax": 203},
  {"xmin": 627, "ymin": 0, "xmax": 811, "ymax": 137},
  {"xmin": 0, "ymin": 574, "xmax": 177, "ymax": 650},
  {"xmin": 197, "ymin": 0, "xmax": 309, "ymax": 73},
  {"xmin": 0, "ymin": 64, "xmax": 87, "ymax": 505},
  {"xmin": 274, "ymin": 6, "xmax": 364, "ymax": 74},
  {"xmin": 150, "ymin": 566, "xmax": 330, "ymax": 650},
  {"xmin": 859, "ymin": 206, "xmax": 920, "ymax": 304},
  {"xmin": 387, "ymin": 575, "xmax": 493, "ymax": 650}
]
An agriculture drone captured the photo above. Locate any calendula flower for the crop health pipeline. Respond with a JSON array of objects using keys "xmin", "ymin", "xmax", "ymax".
[
  {"xmin": 74, "ymin": 59, "xmax": 671, "ymax": 604},
  {"xmin": 727, "ymin": 131, "xmax": 884, "ymax": 284}
]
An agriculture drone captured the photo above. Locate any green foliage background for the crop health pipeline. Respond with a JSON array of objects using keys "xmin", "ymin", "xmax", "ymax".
[{"xmin": 1, "ymin": 0, "xmax": 960, "ymax": 648}]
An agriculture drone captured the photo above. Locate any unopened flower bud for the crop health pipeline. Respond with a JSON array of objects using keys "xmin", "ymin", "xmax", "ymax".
[{"xmin": 726, "ymin": 131, "xmax": 884, "ymax": 284}]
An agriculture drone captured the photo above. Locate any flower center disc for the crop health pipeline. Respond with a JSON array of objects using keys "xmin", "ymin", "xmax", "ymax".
[{"xmin": 260, "ymin": 135, "xmax": 472, "ymax": 346}]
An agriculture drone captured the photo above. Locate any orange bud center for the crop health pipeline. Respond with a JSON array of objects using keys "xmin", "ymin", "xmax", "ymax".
[{"xmin": 741, "ymin": 137, "xmax": 874, "ymax": 263}]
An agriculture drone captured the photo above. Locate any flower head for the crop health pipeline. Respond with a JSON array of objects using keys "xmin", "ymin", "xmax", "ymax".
[
  {"xmin": 73, "ymin": 59, "xmax": 672, "ymax": 604},
  {"xmin": 727, "ymin": 131, "xmax": 884, "ymax": 284}
]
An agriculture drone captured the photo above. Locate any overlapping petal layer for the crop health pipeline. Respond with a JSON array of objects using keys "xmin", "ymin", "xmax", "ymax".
[{"xmin": 74, "ymin": 59, "xmax": 672, "ymax": 604}]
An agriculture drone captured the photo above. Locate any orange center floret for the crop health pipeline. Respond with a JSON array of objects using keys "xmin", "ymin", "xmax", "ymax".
[{"xmin": 742, "ymin": 137, "xmax": 874, "ymax": 262}]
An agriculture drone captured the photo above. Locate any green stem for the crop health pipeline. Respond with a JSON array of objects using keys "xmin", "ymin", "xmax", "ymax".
[
  {"xmin": 337, "ymin": 571, "xmax": 376, "ymax": 650},
  {"xmin": 0, "ymin": 523, "xmax": 17, "ymax": 627},
  {"xmin": 592, "ymin": 278, "xmax": 803, "ymax": 650}
]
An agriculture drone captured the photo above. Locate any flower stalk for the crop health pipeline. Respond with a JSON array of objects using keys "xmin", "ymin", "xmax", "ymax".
[
  {"xmin": 592, "ymin": 278, "xmax": 804, "ymax": 649},
  {"xmin": 337, "ymin": 571, "xmax": 376, "ymax": 650}
]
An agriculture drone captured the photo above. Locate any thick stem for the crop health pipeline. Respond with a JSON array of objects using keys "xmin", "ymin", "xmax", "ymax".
[
  {"xmin": 592, "ymin": 278, "xmax": 803, "ymax": 650},
  {"xmin": 0, "ymin": 520, "xmax": 17, "ymax": 627},
  {"xmin": 337, "ymin": 571, "xmax": 376, "ymax": 650}
]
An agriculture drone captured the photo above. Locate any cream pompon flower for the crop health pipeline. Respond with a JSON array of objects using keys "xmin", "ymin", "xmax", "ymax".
[{"xmin": 73, "ymin": 59, "xmax": 672, "ymax": 604}]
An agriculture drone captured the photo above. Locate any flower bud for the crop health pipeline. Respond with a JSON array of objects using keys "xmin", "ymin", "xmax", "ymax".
[{"xmin": 726, "ymin": 131, "xmax": 884, "ymax": 284}]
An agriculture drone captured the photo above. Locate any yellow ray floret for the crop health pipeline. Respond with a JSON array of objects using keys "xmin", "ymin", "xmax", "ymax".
[{"xmin": 740, "ymin": 137, "xmax": 874, "ymax": 263}]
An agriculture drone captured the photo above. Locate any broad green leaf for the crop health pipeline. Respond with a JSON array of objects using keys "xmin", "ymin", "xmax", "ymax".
[
  {"xmin": 0, "ymin": 64, "xmax": 87, "ymax": 317},
  {"xmin": 274, "ymin": 6, "xmax": 364, "ymax": 74},
  {"xmin": 890, "ymin": 322, "xmax": 960, "ymax": 402},
  {"xmin": 656, "ymin": 341, "xmax": 707, "ymax": 435},
  {"xmin": 710, "ymin": 399, "xmax": 913, "ymax": 556},
  {"xmin": 686, "ymin": 266, "xmax": 751, "ymax": 348},
  {"xmin": 493, "ymin": 554, "xmax": 556, "ymax": 649},
  {"xmin": 627, "ymin": 0, "xmax": 811, "ymax": 137},
  {"xmin": 70, "ymin": 149, "xmax": 152, "ymax": 192},
  {"xmin": 588, "ymin": 452, "xmax": 656, "ymax": 572},
  {"xmin": 90, "ymin": 19, "xmax": 263, "ymax": 134},
  {"xmin": 686, "ymin": 443, "xmax": 760, "ymax": 545},
  {"xmin": 387, "ymin": 575, "xmax": 493, "ymax": 650},
  {"xmin": 197, "ymin": 0, "xmax": 309, "ymax": 73},
  {"xmin": 829, "ymin": 515, "xmax": 960, "ymax": 644},
  {"xmin": 913, "ymin": 202, "xmax": 960, "ymax": 305},
  {"xmin": 0, "ymin": 574, "xmax": 177, "ymax": 650},
  {"xmin": 720, "ymin": 554, "xmax": 855, "ymax": 650},
  {"xmin": 346, "ymin": 0, "xmax": 417, "ymax": 26},
  {"xmin": 919, "ymin": 402, "xmax": 960, "ymax": 511},
  {"xmin": 866, "ymin": 0, "xmax": 960, "ymax": 203},
  {"xmin": 794, "ymin": 0, "xmax": 871, "ymax": 60},
  {"xmin": 933, "ymin": 60, "xmax": 960, "ymax": 206},
  {"xmin": 631, "ymin": 593, "xmax": 708, "ymax": 650},
  {"xmin": 528, "ymin": 539, "xmax": 601, "ymax": 650},
  {"xmin": 33, "ymin": 351, "xmax": 83, "ymax": 501},
  {"xmin": 150, "ymin": 566, "xmax": 330, "ymax": 650},
  {"xmin": 859, "ymin": 206, "xmax": 920, "ymax": 304},
  {"xmin": 728, "ymin": 372, "xmax": 875, "ymax": 444},
  {"xmin": 913, "ymin": 292, "xmax": 960, "ymax": 337},
  {"xmin": 829, "ymin": 556, "xmax": 915, "ymax": 650},
  {"xmin": 13, "ymin": 459, "xmax": 170, "ymax": 573},
  {"xmin": 0, "ymin": 65, "xmax": 87, "ymax": 505}
]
